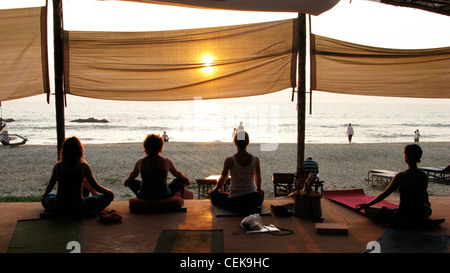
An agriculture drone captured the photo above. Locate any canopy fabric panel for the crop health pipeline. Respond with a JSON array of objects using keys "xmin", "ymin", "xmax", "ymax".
[
  {"xmin": 64, "ymin": 19, "xmax": 298, "ymax": 101},
  {"xmin": 121, "ymin": 0, "xmax": 340, "ymax": 15},
  {"xmin": 0, "ymin": 7, "xmax": 49, "ymax": 101},
  {"xmin": 366, "ymin": 0, "xmax": 450, "ymax": 16},
  {"xmin": 310, "ymin": 35, "xmax": 450, "ymax": 99}
]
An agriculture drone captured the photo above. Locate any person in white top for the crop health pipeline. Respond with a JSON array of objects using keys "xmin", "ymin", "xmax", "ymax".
[
  {"xmin": 414, "ymin": 129, "xmax": 421, "ymax": 142},
  {"xmin": 211, "ymin": 131, "xmax": 264, "ymax": 214}
]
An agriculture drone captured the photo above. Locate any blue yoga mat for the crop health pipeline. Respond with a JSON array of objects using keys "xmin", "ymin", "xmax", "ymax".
[{"xmin": 375, "ymin": 228, "xmax": 449, "ymax": 253}]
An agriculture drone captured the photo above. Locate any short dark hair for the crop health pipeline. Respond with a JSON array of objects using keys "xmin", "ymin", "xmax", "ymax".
[
  {"xmin": 233, "ymin": 131, "xmax": 249, "ymax": 149},
  {"xmin": 404, "ymin": 144, "xmax": 422, "ymax": 163},
  {"xmin": 143, "ymin": 134, "xmax": 164, "ymax": 156}
]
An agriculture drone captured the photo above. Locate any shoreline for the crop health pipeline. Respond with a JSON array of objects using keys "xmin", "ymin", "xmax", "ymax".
[
  {"xmin": 1, "ymin": 141, "xmax": 448, "ymax": 200},
  {"xmin": 20, "ymin": 140, "xmax": 450, "ymax": 146}
]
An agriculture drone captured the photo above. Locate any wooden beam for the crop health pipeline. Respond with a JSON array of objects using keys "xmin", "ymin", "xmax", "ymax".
[
  {"xmin": 297, "ymin": 13, "xmax": 306, "ymax": 174},
  {"xmin": 53, "ymin": 0, "xmax": 65, "ymax": 158}
]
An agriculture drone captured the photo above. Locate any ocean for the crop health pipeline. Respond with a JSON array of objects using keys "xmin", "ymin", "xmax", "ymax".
[{"xmin": 1, "ymin": 95, "xmax": 449, "ymax": 146}]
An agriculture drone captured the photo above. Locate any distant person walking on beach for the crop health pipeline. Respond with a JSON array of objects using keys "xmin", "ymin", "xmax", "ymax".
[
  {"xmin": 210, "ymin": 131, "xmax": 264, "ymax": 215},
  {"xmin": 162, "ymin": 131, "xmax": 169, "ymax": 142},
  {"xmin": 347, "ymin": 123, "xmax": 354, "ymax": 144},
  {"xmin": 42, "ymin": 136, "xmax": 114, "ymax": 214},
  {"xmin": 236, "ymin": 122, "xmax": 245, "ymax": 140},
  {"xmin": 414, "ymin": 129, "xmax": 421, "ymax": 142},
  {"xmin": 124, "ymin": 134, "xmax": 193, "ymax": 200},
  {"xmin": 356, "ymin": 144, "xmax": 432, "ymax": 226}
]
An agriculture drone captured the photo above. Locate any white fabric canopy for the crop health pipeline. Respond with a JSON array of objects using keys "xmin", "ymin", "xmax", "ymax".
[
  {"xmin": 310, "ymin": 34, "xmax": 450, "ymax": 98},
  {"xmin": 64, "ymin": 19, "xmax": 298, "ymax": 101},
  {"xmin": 120, "ymin": 0, "xmax": 340, "ymax": 15},
  {"xmin": 0, "ymin": 7, "xmax": 49, "ymax": 101}
]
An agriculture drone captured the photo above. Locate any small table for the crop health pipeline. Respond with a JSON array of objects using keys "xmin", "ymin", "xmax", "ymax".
[
  {"xmin": 196, "ymin": 175, "xmax": 231, "ymax": 199},
  {"xmin": 205, "ymin": 175, "xmax": 221, "ymax": 181},
  {"xmin": 206, "ymin": 175, "xmax": 231, "ymax": 191}
]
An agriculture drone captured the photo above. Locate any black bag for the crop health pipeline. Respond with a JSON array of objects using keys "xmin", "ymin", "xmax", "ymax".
[{"xmin": 270, "ymin": 203, "xmax": 294, "ymax": 217}]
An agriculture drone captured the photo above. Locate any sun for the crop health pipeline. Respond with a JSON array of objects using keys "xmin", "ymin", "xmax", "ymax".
[{"xmin": 201, "ymin": 54, "xmax": 215, "ymax": 75}]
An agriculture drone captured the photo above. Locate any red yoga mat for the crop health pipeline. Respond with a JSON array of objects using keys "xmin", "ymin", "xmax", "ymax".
[{"xmin": 323, "ymin": 189, "xmax": 398, "ymax": 212}]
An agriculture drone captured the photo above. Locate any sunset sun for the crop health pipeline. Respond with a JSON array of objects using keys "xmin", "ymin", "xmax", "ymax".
[{"xmin": 201, "ymin": 54, "xmax": 215, "ymax": 75}]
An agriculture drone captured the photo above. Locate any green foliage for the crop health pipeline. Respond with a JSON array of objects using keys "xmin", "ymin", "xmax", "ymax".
[{"xmin": 0, "ymin": 196, "xmax": 42, "ymax": 202}]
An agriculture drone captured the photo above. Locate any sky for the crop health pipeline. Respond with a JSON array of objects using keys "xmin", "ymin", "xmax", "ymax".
[{"xmin": 2, "ymin": 0, "xmax": 450, "ymax": 104}]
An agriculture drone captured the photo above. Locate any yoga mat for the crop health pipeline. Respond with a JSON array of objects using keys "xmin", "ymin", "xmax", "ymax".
[
  {"xmin": 212, "ymin": 204, "xmax": 271, "ymax": 217},
  {"xmin": 375, "ymin": 228, "xmax": 450, "ymax": 253},
  {"xmin": 7, "ymin": 218, "xmax": 84, "ymax": 253},
  {"xmin": 323, "ymin": 189, "xmax": 398, "ymax": 211},
  {"xmin": 154, "ymin": 230, "xmax": 224, "ymax": 253},
  {"xmin": 324, "ymin": 189, "xmax": 445, "ymax": 228}
]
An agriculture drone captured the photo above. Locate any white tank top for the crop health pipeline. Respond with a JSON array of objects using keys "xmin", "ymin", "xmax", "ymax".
[{"xmin": 228, "ymin": 155, "xmax": 257, "ymax": 198}]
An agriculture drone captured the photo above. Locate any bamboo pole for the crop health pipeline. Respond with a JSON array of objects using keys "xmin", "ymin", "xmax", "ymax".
[
  {"xmin": 297, "ymin": 13, "xmax": 306, "ymax": 174},
  {"xmin": 53, "ymin": 0, "xmax": 65, "ymax": 158}
]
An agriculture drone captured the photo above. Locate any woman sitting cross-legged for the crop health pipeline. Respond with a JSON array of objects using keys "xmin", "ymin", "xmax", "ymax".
[
  {"xmin": 124, "ymin": 134, "xmax": 193, "ymax": 205},
  {"xmin": 42, "ymin": 136, "xmax": 114, "ymax": 214},
  {"xmin": 210, "ymin": 131, "xmax": 264, "ymax": 215},
  {"xmin": 356, "ymin": 144, "xmax": 432, "ymax": 226}
]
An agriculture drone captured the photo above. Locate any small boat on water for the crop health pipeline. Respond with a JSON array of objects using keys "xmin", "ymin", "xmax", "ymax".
[
  {"xmin": 1, "ymin": 132, "xmax": 28, "ymax": 146},
  {"xmin": 1, "ymin": 103, "xmax": 27, "ymax": 146},
  {"xmin": 0, "ymin": 125, "xmax": 28, "ymax": 147}
]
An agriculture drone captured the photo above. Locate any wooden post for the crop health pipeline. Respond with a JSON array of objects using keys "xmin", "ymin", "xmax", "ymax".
[
  {"xmin": 297, "ymin": 13, "xmax": 306, "ymax": 174},
  {"xmin": 308, "ymin": 15, "xmax": 312, "ymax": 116},
  {"xmin": 53, "ymin": 0, "xmax": 65, "ymax": 158}
]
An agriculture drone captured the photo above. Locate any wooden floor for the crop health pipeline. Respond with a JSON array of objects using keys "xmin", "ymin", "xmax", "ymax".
[{"xmin": 1, "ymin": 196, "xmax": 449, "ymax": 254}]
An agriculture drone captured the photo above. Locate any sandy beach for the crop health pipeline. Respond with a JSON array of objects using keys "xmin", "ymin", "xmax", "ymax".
[{"xmin": 0, "ymin": 141, "xmax": 448, "ymax": 200}]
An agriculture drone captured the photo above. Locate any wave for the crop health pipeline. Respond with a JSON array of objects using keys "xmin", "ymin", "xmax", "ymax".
[
  {"xmin": 397, "ymin": 123, "xmax": 450, "ymax": 128},
  {"xmin": 3, "ymin": 99, "xmax": 449, "ymax": 145}
]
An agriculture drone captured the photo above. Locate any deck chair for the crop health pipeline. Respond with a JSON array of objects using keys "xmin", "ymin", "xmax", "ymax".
[
  {"xmin": 367, "ymin": 169, "xmax": 397, "ymax": 187},
  {"xmin": 196, "ymin": 179, "xmax": 217, "ymax": 199},
  {"xmin": 272, "ymin": 173, "xmax": 295, "ymax": 197},
  {"xmin": 420, "ymin": 164, "xmax": 450, "ymax": 183}
]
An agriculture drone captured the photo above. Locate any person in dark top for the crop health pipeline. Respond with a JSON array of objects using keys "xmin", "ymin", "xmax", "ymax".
[
  {"xmin": 304, "ymin": 156, "xmax": 319, "ymax": 176},
  {"xmin": 356, "ymin": 144, "xmax": 432, "ymax": 225},
  {"xmin": 124, "ymin": 134, "xmax": 192, "ymax": 200},
  {"xmin": 42, "ymin": 136, "xmax": 114, "ymax": 213}
]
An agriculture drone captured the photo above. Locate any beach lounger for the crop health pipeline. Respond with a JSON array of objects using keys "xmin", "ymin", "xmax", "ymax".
[
  {"xmin": 367, "ymin": 169, "xmax": 397, "ymax": 187},
  {"xmin": 420, "ymin": 164, "xmax": 450, "ymax": 183},
  {"xmin": 272, "ymin": 173, "xmax": 295, "ymax": 197}
]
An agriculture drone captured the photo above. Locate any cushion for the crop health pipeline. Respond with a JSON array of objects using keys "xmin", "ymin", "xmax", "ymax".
[{"xmin": 129, "ymin": 196, "xmax": 185, "ymax": 213}]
